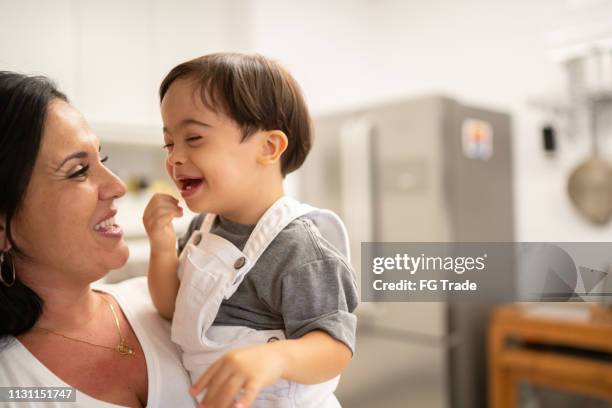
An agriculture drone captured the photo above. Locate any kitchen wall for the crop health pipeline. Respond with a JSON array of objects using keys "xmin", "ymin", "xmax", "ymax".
[
  {"xmin": 3, "ymin": 0, "xmax": 612, "ymax": 240},
  {"xmin": 247, "ymin": 0, "xmax": 612, "ymax": 241},
  {"xmin": 0, "ymin": 0, "xmax": 251, "ymax": 125}
]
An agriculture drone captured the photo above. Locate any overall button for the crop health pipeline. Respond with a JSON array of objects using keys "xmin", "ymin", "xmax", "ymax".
[
  {"xmin": 267, "ymin": 336, "xmax": 279, "ymax": 343},
  {"xmin": 193, "ymin": 233, "xmax": 202, "ymax": 245},
  {"xmin": 234, "ymin": 256, "xmax": 246, "ymax": 269}
]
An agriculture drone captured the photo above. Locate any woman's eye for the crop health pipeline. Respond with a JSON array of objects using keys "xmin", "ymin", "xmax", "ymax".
[
  {"xmin": 101, "ymin": 155, "xmax": 109, "ymax": 165},
  {"xmin": 68, "ymin": 164, "xmax": 90, "ymax": 179},
  {"xmin": 162, "ymin": 143, "xmax": 174, "ymax": 151},
  {"xmin": 186, "ymin": 136, "xmax": 202, "ymax": 143}
]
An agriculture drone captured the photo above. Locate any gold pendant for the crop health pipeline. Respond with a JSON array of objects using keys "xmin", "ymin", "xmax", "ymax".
[{"xmin": 116, "ymin": 339, "xmax": 135, "ymax": 356}]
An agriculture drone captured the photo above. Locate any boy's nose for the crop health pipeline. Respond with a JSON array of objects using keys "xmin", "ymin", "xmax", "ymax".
[{"xmin": 168, "ymin": 146, "xmax": 187, "ymax": 166}]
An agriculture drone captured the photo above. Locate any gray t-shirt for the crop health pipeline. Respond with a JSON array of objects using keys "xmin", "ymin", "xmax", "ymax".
[{"xmin": 177, "ymin": 213, "xmax": 359, "ymax": 353}]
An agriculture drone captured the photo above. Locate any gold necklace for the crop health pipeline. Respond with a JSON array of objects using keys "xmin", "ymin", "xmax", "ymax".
[{"xmin": 33, "ymin": 293, "xmax": 136, "ymax": 357}]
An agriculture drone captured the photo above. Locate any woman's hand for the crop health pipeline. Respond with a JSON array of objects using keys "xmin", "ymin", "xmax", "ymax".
[
  {"xmin": 143, "ymin": 193, "xmax": 183, "ymax": 253},
  {"xmin": 191, "ymin": 342, "xmax": 288, "ymax": 408}
]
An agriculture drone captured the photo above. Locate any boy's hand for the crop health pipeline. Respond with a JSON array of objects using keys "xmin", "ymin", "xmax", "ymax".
[
  {"xmin": 191, "ymin": 342, "xmax": 288, "ymax": 408},
  {"xmin": 143, "ymin": 193, "xmax": 183, "ymax": 253}
]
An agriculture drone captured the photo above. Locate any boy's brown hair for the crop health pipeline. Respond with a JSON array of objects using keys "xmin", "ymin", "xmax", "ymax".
[{"xmin": 159, "ymin": 53, "xmax": 312, "ymax": 176}]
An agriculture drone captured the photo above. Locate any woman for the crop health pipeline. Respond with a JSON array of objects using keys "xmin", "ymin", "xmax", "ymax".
[{"xmin": 0, "ymin": 72, "xmax": 196, "ymax": 407}]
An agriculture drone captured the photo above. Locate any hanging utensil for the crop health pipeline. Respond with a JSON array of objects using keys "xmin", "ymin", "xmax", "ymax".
[{"xmin": 567, "ymin": 99, "xmax": 612, "ymax": 225}]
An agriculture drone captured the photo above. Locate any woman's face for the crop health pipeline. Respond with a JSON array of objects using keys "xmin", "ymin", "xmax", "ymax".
[{"xmin": 11, "ymin": 99, "xmax": 129, "ymax": 285}]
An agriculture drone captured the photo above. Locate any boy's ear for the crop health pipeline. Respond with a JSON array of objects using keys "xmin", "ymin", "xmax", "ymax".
[
  {"xmin": 257, "ymin": 130, "xmax": 288, "ymax": 166},
  {"xmin": 0, "ymin": 215, "xmax": 11, "ymax": 253}
]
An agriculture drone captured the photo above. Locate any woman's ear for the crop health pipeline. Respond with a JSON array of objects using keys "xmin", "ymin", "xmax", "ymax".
[
  {"xmin": 257, "ymin": 130, "xmax": 288, "ymax": 166},
  {"xmin": 0, "ymin": 216, "xmax": 11, "ymax": 252}
]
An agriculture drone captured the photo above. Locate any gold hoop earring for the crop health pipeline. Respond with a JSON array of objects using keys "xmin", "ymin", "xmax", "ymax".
[{"xmin": 0, "ymin": 251, "xmax": 16, "ymax": 287}]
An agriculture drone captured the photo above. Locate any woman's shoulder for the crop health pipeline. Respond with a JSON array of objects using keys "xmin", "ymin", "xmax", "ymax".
[
  {"xmin": 95, "ymin": 275, "xmax": 149, "ymax": 302},
  {"xmin": 96, "ymin": 276, "xmax": 145, "ymax": 301},
  {"xmin": 94, "ymin": 277, "xmax": 172, "ymax": 342},
  {"xmin": 0, "ymin": 337, "xmax": 38, "ymax": 381}
]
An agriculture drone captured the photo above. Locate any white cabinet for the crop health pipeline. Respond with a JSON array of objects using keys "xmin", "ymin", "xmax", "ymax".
[{"xmin": 0, "ymin": 0, "xmax": 251, "ymax": 130}]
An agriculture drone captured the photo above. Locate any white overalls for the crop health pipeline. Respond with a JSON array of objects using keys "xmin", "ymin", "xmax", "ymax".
[{"xmin": 171, "ymin": 196, "xmax": 351, "ymax": 407}]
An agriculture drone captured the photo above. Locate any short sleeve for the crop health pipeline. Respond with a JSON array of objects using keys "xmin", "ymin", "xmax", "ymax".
[{"xmin": 280, "ymin": 257, "xmax": 359, "ymax": 354}]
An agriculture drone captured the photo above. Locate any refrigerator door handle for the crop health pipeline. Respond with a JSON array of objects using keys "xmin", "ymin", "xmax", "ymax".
[{"xmin": 339, "ymin": 117, "xmax": 381, "ymax": 312}]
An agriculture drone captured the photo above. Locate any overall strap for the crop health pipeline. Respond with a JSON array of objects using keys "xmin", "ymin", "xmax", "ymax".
[
  {"xmin": 199, "ymin": 212, "xmax": 217, "ymax": 234},
  {"xmin": 242, "ymin": 196, "xmax": 312, "ymax": 264},
  {"xmin": 225, "ymin": 196, "xmax": 312, "ymax": 298}
]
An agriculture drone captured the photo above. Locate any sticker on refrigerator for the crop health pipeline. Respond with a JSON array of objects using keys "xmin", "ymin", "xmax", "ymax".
[{"xmin": 462, "ymin": 119, "xmax": 493, "ymax": 160}]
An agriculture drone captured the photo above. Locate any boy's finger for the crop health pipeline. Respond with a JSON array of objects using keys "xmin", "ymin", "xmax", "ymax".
[
  {"xmin": 191, "ymin": 360, "xmax": 221, "ymax": 396},
  {"xmin": 199, "ymin": 363, "xmax": 236, "ymax": 406},
  {"xmin": 149, "ymin": 213, "xmax": 180, "ymax": 231},
  {"xmin": 207, "ymin": 375, "xmax": 245, "ymax": 408},
  {"xmin": 234, "ymin": 380, "xmax": 260, "ymax": 408},
  {"xmin": 143, "ymin": 197, "xmax": 181, "ymax": 219},
  {"xmin": 148, "ymin": 206, "xmax": 183, "ymax": 224},
  {"xmin": 158, "ymin": 206, "xmax": 184, "ymax": 219},
  {"xmin": 152, "ymin": 192, "xmax": 179, "ymax": 203},
  {"xmin": 148, "ymin": 197, "xmax": 182, "ymax": 212}
]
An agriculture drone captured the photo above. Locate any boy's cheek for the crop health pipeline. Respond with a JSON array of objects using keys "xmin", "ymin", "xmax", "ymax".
[{"xmin": 165, "ymin": 161, "xmax": 174, "ymax": 177}]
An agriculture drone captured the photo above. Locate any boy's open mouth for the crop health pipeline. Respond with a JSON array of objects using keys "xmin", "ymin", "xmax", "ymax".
[{"xmin": 177, "ymin": 177, "xmax": 204, "ymax": 197}]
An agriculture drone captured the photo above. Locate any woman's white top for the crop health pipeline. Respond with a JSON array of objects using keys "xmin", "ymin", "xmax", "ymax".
[{"xmin": 0, "ymin": 277, "xmax": 196, "ymax": 408}]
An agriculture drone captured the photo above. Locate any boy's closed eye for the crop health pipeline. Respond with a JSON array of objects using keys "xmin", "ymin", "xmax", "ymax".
[
  {"xmin": 185, "ymin": 135, "xmax": 203, "ymax": 143},
  {"xmin": 162, "ymin": 136, "xmax": 202, "ymax": 150},
  {"xmin": 162, "ymin": 136, "xmax": 174, "ymax": 150}
]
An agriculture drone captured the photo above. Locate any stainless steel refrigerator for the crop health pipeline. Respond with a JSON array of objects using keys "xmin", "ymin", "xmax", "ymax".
[{"xmin": 296, "ymin": 96, "xmax": 514, "ymax": 408}]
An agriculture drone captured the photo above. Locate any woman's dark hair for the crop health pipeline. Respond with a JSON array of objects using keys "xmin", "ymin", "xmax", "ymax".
[
  {"xmin": 159, "ymin": 53, "xmax": 313, "ymax": 176},
  {"xmin": 0, "ymin": 72, "xmax": 67, "ymax": 341}
]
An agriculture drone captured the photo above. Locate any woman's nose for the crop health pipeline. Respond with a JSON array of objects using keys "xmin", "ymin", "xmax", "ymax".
[{"xmin": 99, "ymin": 166, "xmax": 127, "ymax": 200}]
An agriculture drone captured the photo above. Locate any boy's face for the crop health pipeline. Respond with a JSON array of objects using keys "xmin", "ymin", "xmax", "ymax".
[{"xmin": 160, "ymin": 78, "xmax": 262, "ymax": 216}]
